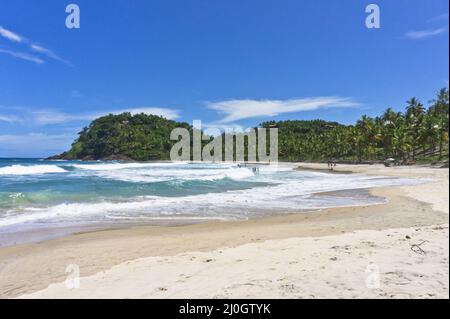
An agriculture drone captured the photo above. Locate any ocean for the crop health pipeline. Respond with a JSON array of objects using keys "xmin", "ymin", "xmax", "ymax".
[{"xmin": 0, "ymin": 158, "xmax": 419, "ymax": 244}]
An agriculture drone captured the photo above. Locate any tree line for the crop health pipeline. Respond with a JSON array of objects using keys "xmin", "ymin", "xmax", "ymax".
[
  {"xmin": 52, "ymin": 88, "xmax": 449, "ymax": 164},
  {"xmin": 263, "ymin": 88, "xmax": 448, "ymax": 163}
]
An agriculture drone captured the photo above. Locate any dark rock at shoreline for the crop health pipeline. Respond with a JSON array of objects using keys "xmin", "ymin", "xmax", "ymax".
[{"xmin": 46, "ymin": 152, "xmax": 69, "ymax": 160}]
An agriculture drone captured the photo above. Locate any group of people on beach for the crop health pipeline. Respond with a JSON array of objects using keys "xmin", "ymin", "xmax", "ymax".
[{"xmin": 327, "ymin": 160, "xmax": 337, "ymax": 171}]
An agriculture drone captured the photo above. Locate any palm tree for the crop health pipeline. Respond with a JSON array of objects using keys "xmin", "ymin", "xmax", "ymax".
[
  {"xmin": 406, "ymin": 98, "xmax": 425, "ymax": 160},
  {"xmin": 356, "ymin": 115, "xmax": 379, "ymax": 161},
  {"xmin": 429, "ymin": 88, "xmax": 449, "ymax": 159},
  {"xmin": 381, "ymin": 108, "xmax": 401, "ymax": 158}
]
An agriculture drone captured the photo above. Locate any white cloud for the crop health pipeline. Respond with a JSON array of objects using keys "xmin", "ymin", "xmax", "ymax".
[
  {"xmin": 207, "ymin": 97, "xmax": 360, "ymax": 123},
  {"xmin": 0, "ymin": 26, "xmax": 69, "ymax": 65},
  {"xmin": 32, "ymin": 111, "xmax": 92, "ymax": 125},
  {"xmin": 0, "ymin": 114, "xmax": 20, "ymax": 123},
  {"xmin": 0, "ymin": 26, "xmax": 23, "ymax": 42},
  {"xmin": 405, "ymin": 27, "xmax": 447, "ymax": 39},
  {"xmin": 0, "ymin": 49, "xmax": 44, "ymax": 64},
  {"xmin": 30, "ymin": 44, "xmax": 71, "ymax": 65}
]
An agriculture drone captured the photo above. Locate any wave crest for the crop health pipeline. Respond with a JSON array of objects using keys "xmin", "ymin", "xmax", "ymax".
[{"xmin": 0, "ymin": 165, "xmax": 67, "ymax": 176}]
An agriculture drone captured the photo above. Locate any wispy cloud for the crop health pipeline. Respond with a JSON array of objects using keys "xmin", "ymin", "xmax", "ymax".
[
  {"xmin": 0, "ymin": 25, "xmax": 69, "ymax": 65},
  {"xmin": 32, "ymin": 111, "xmax": 91, "ymax": 125},
  {"xmin": 405, "ymin": 27, "xmax": 447, "ymax": 39},
  {"xmin": 0, "ymin": 49, "xmax": 44, "ymax": 64},
  {"xmin": 0, "ymin": 114, "xmax": 21, "ymax": 123},
  {"xmin": 207, "ymin": 97, "xmax": 360, "ymax": 123},
  {"xmin": 30, "ymin": 44, "xmax": 72, "ymax": 66},
  {"xmin": 0, "ymin": 26, "xmax": 23, "ymax": 43}
]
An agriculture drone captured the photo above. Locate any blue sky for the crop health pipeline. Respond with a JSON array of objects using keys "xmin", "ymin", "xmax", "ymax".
[{"xmin": 0, "ymin": 0, "xmax": 448, "ymax": 157}]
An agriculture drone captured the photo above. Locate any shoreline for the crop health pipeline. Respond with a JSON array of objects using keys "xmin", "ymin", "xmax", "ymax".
[
  {"xmin": 0, "ymin": 187, "xmax": 384, "ymax": 248},
  {"xmin": 0, "ymin": 164, "xmax": 448, "ymax": 298},
  {"xmin": 0, "ymin": 161, "xmax": 384, "ymax": 247}
]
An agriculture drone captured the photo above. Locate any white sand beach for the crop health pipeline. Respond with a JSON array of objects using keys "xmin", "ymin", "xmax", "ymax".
[{"xmin": 19, "ymin": 225, "xmax": 449, "ymax": 299}]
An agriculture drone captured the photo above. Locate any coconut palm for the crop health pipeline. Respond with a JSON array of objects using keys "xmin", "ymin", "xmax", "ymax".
[{"xmin": 429, "ymin": 88, "xmax": 449, "ymax": 159}]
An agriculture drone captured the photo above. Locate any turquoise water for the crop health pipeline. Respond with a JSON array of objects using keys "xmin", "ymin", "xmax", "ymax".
[
  {"xmin": 0, "ymin": 158, "xmax": 419, "ymax": 237},
  {"xmin": 0, "ymin": 159, "xmax": 264, "ymax": 209}
]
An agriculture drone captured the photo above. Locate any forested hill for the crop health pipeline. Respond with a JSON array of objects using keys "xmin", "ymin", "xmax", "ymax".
[
  {"xmin": 50, "ymin": 113, "xmax": 192, "ymax": 161},
  {"xmin": 50, "ymin": 88, "xmax": 449, "ymax": 164}
]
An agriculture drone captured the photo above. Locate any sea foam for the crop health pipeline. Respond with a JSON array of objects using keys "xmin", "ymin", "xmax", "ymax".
[
  {"xmin": 0, "ymin": 165, "xmax": 67, "ymax": 176},
  {"xmin": 0, "ymin": 167, "xmax": 422, "ymax": 229}
]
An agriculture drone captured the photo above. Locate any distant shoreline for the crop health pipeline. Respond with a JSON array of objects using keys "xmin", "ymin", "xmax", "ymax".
[{"xmin": 43, "ymin": 156, "xmax": 449, "ymax": 168}]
